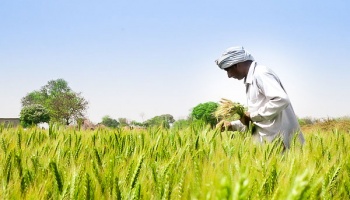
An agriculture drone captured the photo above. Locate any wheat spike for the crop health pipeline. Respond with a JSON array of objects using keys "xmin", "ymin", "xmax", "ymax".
[
  {"xmin": 130, "ymin": 156, "xmax": 144, "ymax": 190},
  {"xmin": 49, "ymin": 161, "xmax": 63, "ymax": 194},
  {"xmin": 214, "ymin": 98, "xmax": 245, "ymax": 120}
]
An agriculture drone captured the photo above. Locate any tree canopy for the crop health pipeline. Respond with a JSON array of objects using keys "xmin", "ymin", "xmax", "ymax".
[
  {"xmin": 101, "ymin": 115, "xmax": 119, "ymax": 128},
  {"xmin": 118, "ymin": 118, "xmax": 129, "ymax": 127},
  {"xmin": 191, "ymin": 101, "xmax": 219, "ymax": 127},
  {"xmin": 143, "ymin": 114, "xmax": 175, "ymax": 128},
  {"xmin": 20, "ymin": 104, "xmax": 50, "ymax": 127},
  {"xmin": 21, "ymin": 79, "xmax": 88, "ymax": 125}
]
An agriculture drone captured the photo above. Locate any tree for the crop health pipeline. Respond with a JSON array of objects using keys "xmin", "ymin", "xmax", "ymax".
[
  {"xmin": 191, "ymin": 102, "xmax": 219, "ymax": 127},
  {"xmin": 20, "ymin": 104, "xmax": 50, "ymax": 127},
  {"xmin": 101, "ymin": 116, "xmax": 119, "ymax": 128},
  {"xmin": 143, "ymin": 114, "xmax": 175, "ymax": 128},
  {"xmin": 21, "ymin": 91, "xmax": 46, "ymax": 107},
  {"xmin": 118, "ymin": 118, "xmax": 129, "ymax": 127},
  {"xmin": 130, "ymin": 120, "xmax": 144, "ymax": 127},
  {"xmin": 49, "ymin": 91, "xmax": 88, "ymax": 125},
  {"xmin": 21, "ymin": 79, "xmax": 88, "ymax": 125}
]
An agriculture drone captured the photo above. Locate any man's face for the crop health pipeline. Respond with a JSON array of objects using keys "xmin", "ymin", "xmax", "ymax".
[{"xmin": 224, "ymin": 63, "xmax": 245, "ymax": 80}]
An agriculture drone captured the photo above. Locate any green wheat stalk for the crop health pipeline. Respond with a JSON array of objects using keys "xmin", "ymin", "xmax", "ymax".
[
  {"xmin": 94, "ymin": 148, "xmax": 103, "ymax": 168},
  {"xmin": 114, "ymin": 176, "xmax": 122, "ymax": 200},
  {"xmin": 49, "ymin": 161, "xmax": 63, "ymax": 194},
  {"xmin": 83, "ymin": 172, "xmax": 91, "ymax": 200},
  {"xmin": 1, "ymin": 138, "xmax": 8, "ymax": 153},
  {"xmin": 130, "ymin": 156, "xmax": 144, "ymax": 190},
  {"xmin": 286, "ymin": 170, "xmax": 310, "ymax": 200}
]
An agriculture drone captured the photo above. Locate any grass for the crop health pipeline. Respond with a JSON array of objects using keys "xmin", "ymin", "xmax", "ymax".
[{"xmin": 0, "ymin": 122, "xmax": 349, "ymax": 199}]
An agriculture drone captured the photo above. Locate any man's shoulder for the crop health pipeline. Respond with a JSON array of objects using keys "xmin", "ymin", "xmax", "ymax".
[
  {"xmin": 254, "ymin": 64, "xmax": 272, "ymax": 75},
  {"xmin": 253, "ymin": 64, "xmax": 280, "ymax": 82}
]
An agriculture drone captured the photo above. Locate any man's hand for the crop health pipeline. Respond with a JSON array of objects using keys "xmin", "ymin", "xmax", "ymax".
[
  {"xmin": 216, "ymin": 120, "xmax": 233, "ymax": 132},
  {"xmin": 240, "ymin": 112, "xmax": 252, "ymax": 126}
]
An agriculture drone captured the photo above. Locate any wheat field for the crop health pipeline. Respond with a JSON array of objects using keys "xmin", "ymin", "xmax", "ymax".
[{"xmin": 0, "ymin": 123, "xmax": 349, "ymax": 199}]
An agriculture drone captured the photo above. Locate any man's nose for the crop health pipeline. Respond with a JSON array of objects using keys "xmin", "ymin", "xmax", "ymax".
[{"xmin": 227, "ymin": 72, "xmax": 233, "ymax": 78}]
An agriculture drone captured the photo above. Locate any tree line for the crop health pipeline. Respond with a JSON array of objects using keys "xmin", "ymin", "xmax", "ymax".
[{"xmin": 19, "ymin": 79, "xmax": 221, "ymax": 129}]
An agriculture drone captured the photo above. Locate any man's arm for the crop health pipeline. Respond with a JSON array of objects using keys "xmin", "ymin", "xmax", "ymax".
[{"xmin": 216, "ymin": 120, "xmax": 246, "ymax": 132}]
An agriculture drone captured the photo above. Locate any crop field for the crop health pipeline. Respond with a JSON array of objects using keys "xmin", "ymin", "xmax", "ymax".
[{"xmin": 0, "ymin": 122, "xmax": 349, "ymax": 199}]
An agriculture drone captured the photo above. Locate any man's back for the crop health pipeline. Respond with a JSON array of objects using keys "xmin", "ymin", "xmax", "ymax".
[{"xmin": 246, "ymin": 62, "xmax": 305, "ymax": 147}]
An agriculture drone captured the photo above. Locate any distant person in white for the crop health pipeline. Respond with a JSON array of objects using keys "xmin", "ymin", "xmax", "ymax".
[{"xmin": 215, "ymin": 46, "xmax": 305, "ymax": 148}]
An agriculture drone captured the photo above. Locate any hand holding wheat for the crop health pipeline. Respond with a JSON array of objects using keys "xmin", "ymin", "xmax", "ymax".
[
  {"xmin": 214, "ymin": 98, "xmax": 245, "ymax": 131},
  {"xmin": 214, "ymin": 98, "xmax": 245, "ymax": 119}
]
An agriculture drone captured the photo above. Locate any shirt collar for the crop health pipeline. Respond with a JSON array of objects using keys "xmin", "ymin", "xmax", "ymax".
[{"xmin": 244, "ymin": 61, "xmax": 257, "ymax": 85}]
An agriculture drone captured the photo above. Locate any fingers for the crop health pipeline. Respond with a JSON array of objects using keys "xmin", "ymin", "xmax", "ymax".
[
  {"xmin": 216, "ymin": 120, "xmax": 231, "ymax": 132},
  {"xmin": 222, "ymin": 121, "xmax": 232, "ymax": 131},
  {"xmin": 239, "ymin": 112, "xmax": 252, "ymax": 126}
]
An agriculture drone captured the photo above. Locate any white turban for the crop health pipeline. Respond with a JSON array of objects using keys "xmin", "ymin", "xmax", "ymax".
[{"xmin": 215, "ymin": 46, "xmax": 254, "ymax": 69}]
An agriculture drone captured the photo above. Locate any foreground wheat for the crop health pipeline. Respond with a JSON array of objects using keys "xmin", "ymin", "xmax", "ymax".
[{"xmin": 0, "ymin": 124, "xmax": 349, "ymax": 199}]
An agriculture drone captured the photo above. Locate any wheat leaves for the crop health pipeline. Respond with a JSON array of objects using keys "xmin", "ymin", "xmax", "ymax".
[{"xmin": 0, "ymin": 125, "xmax": 349, "ymax": 199}]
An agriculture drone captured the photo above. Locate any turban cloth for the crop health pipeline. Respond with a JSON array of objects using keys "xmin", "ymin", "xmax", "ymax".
[{"xmin": 215, "ymin": 46, "xmax": 255, "ymax": 69}]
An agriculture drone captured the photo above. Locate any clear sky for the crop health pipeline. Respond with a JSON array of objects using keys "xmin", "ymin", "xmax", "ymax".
[{"xmin": 1, "ymin": 1, "xmax": 349, "ymax": 123}]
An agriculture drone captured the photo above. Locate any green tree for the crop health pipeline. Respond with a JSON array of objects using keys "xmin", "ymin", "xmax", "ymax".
[
  {"xmin": 191, "ymin": 101, "xmax": 219, "ymax": 127},
  {"xmin": 21, "ymin": 91, "xmax": 46, "ymax": 107},
  {"xmin": 101, "ymin": 116, "xmax": 120, "ymax": 128},
  {"xmin": 130, "ymin": 120, "xmax": 144, "ymax": 127},
  {"xmin": 21, "ymin": 79, "xmax": 88, "ymax": 125},
  {"xmin": 118, "ymin": 118, "xmax": 129, "ymax": 127},
  {"xmin": 143, "ymin": 114, "xmax": 175, "ymax": 128},
  {"xmin": 20, "ymin": 104, "xmax": 50, "ymax": 127},
  {"xmin": 298, "ymin": 116, "xmax": 314, "ymax": 126},
  {"xmin": 49, "ymin": 91, "xmax": 88, "ymax": 125}
]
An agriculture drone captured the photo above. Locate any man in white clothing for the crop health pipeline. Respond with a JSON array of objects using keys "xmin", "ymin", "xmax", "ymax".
[{"xmin": 215, "ymin": 46, "xmax": 305, "ymax": 148}]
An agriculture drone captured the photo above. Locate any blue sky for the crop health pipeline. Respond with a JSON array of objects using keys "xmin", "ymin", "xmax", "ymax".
[{"xmin": 1, "ymin": 1, "xmax": 349, "ymax": 123}]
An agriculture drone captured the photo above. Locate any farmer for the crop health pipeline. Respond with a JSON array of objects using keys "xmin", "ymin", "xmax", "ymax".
[{"xmin": 215, "ymin": 46, "xmax": 305, "ymax": 148}]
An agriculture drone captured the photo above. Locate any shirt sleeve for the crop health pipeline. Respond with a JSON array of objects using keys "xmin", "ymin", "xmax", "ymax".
[
  {"xmin": 250, "ymin": 70, "xmax": 291, "ymax": 122},
  {"xmin": 230, "ymin": 120, "xmax": 247, "ymax": 132}
]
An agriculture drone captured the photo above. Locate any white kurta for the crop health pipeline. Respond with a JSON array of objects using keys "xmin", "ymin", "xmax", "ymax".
[{"xmin": 231, "ymin": 61, "xmax": 305, "ymax": 147}]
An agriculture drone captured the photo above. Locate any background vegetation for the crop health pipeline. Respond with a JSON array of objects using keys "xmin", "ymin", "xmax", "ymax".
[{"xmin": 20, "ymin": 79, "xmax": 88, "ymax": 126}]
